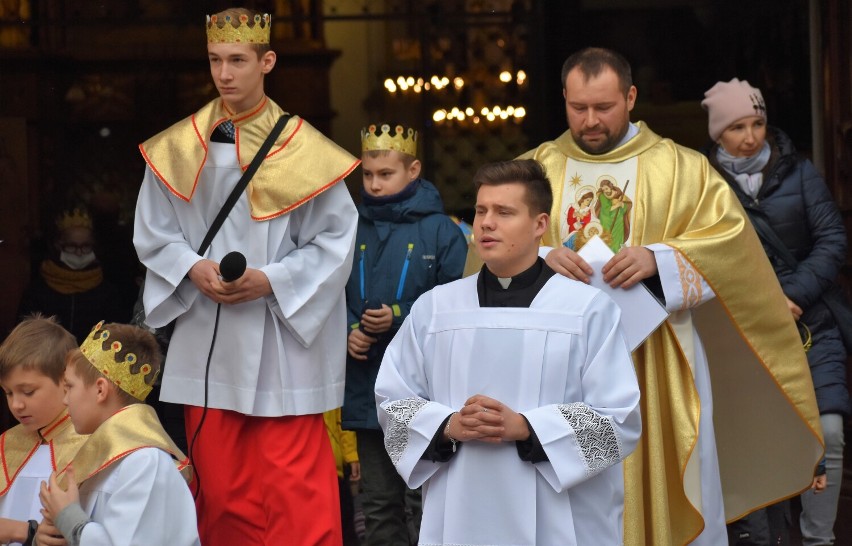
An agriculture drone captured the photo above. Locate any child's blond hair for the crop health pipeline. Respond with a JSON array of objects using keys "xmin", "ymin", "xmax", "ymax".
[{"xmin": 0, "ymin": 314, "xmax": 76, "ymax": 384}]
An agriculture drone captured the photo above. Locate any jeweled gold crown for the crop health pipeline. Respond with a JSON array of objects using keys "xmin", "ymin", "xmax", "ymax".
[
  {"xmin": 80, "ymin": 321, "xmax": 158, "ymax": 401},
  {"xmin": 361, "ymin": 124, "xmax": 418, "ymax": 157},
  {"xmin": 206, "ymin": 13, "xmax": 271, "ymax": 44},
  {"xmin": 56, "ymin": 208, "xmax": 92, "ymax": 232}
]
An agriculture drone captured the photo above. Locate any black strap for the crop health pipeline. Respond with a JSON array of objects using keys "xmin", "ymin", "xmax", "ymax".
[
  {"xmin": 744, "ymin": 209, "xmax": 799, "ymax": 270},
  {"xmin": 197, "ymin": 114, "xmax": 292, "ymax": 255}
]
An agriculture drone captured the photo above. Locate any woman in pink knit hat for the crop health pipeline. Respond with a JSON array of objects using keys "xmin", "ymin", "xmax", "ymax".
[{"xmin": 702, "ymin": 78, "xmax": 850, "ymax": 546}]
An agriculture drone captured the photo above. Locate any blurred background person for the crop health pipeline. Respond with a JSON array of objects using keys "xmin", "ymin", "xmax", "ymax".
[{"xmin": 17, "ymin": 207, "xmax": 129, "ymax": 342}]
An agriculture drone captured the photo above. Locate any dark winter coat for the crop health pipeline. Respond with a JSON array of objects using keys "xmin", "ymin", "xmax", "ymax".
[
  {"xmin": 18, "ymin": 265, "xmax": 130, "ymax": 343},
  {"xmin": 342, "ymin": 178, "xmax": 468, "ymax": 430},
  {"xmin": 708, "ymin": 127, "xmax": 850, "ymax": 416}
]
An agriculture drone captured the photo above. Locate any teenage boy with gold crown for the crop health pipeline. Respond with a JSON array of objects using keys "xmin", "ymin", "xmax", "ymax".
[
  {"xmin": 132, "ymin": 7, "xmax": 358, "ymax": 545},
  {"xmin": 38, "ymin": 321, "xmax": 199, "ymax": 546},
  {"xmin": 341, "ymin": 124, "xmax": 466, "ymax": 544}
]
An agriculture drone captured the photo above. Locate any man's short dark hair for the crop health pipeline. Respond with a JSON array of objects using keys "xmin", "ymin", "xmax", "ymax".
[
  {"xmin": 473, "ymin": 159, "xmax": 553, "ymax": 216},
  {"xmin": 561, "ymin": 47, "xmax": 633, "ymax": 97}
]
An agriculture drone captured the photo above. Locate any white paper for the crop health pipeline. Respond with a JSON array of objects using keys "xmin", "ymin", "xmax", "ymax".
[{"xmin": 577, "ymin": 236, "xmax": 669, "ymax": 351}]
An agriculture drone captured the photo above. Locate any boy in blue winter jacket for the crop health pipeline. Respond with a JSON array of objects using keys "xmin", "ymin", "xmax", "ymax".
[{"xmin": 342, "ymin": 124, "xmax": 467, "ymax": 545}]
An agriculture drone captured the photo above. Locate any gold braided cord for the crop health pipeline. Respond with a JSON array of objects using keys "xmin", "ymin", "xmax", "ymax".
[{"xmin": 799, "ymin": 322, "xmax": 813, "ymax": 352}]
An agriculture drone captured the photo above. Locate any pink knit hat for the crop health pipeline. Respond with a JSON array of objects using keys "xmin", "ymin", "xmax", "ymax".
[{"xmin": 701, "ymin": 78, "xmax": 767, "ymax": 141}]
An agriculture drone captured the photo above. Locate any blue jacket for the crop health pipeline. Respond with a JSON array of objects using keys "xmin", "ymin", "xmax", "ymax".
[
  {"xmin": 708, "ymin": 128, "xmax": 850, "ymax": 416},
  {"xmin": 342, "ymin": 178, "xmax": 468, "ymax": 430}
]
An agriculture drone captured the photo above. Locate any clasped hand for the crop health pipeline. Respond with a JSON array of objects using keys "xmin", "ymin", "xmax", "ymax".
[
  {"xmin": 446, "ymin": 394, "xmax": 530, "ymax": 444},
  {"xmin": 188, "ymin": 259, "xmax": 272, "ymax": 305},
  {"xmin": 347, "ymin": 305, "xmax": 393, "ymax": 360}
]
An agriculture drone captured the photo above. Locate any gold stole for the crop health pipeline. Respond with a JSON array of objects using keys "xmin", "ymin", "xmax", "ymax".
[
  {"xmin": 139, "ymin": 96, "xmax": 360, "ymax": 220},
  {"xmin": 524, "ymin": 123, "xmax": 822, "ymax": 545},
  {"xmin": 58, "ymin": 404, "xmax": 191, "ymax": 488},
  {"xmin": 0, "ymin": 411, "xmax": 87, "ymax": 496}
]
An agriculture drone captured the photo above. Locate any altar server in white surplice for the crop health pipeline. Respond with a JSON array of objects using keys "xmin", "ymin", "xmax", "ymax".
[
  {"xmin": 375, "ymin": 159, "xmax": 642, "ymax": 546},
  {"xmin": 132, "ymin": 7, "xmax": 359, "ymax": 545}
]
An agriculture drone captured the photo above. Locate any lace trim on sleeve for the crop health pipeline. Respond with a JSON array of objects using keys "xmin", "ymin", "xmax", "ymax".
[
  {"xmin": 383, "ymin": 397, "xmax": 429, "ymax": 465},
  {"xmin": 674, "ymin": 250, "xmax": 703, "ymax": 310},
  {"xmin": 558, "ymin": 402, "xmax": 622, "ymax": 475}
]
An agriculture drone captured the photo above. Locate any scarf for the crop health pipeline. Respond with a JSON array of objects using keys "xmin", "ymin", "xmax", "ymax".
[
  {"xmin": 715, "ymin": 141, "xmax": 771, "ymax": 198},
  {"xmin": 40, "ymin": 259, "xmax": 103, "ymax": 294}
]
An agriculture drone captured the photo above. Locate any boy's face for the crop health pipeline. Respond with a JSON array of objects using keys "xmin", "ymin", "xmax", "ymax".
[
  {"xmin": 207, "ymin": 42, "xmax": 276, "ymax": 114},
  {"xmin": 2, "ymin": 368, "xmax": 67, "ymax": 433},
  {"xmin": 361, "ymin": 153, "xmax": 421, "ymax": 197},
  {"xmin": 474, "ymin": 182, "xmax": 548, "ymax": 278},
  {"xmin": 62, "ymin": 365, "xmax": 102, "ymax": 435}
]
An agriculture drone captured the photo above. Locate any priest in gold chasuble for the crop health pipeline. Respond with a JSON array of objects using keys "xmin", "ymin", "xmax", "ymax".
[{"xmin": 521, "ymin": 47, "xmax": 822, "ymax": 546}]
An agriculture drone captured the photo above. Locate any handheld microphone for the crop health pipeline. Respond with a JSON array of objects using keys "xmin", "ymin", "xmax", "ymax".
[
  {"xmin": 219, "ymin": 251, "xmax": 246, "ymax": 282},
  {"xmin": 191, "ymin": 249, "xmax": 246, "ymax": 501}
]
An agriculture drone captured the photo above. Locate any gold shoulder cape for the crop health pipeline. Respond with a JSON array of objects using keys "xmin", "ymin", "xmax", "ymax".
[
  {"xmin": 0, "ymin": 410, "xmax": 87, "ymax": 496},
  {"xmin": 57, "ymin": 404, "xmax": 192, "ymax": 487},
  {"xmin": 523, "ymin": 123, "xmax": 822, "ymax": 545},
  {"xmin": 139, "ymin": 97, "xmax": 360, "ymax": 220}
]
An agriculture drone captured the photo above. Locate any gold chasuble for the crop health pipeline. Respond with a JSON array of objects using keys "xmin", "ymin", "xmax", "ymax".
[
  {"xmin": 522, "ymin": 123, "xmax": 822, "ymax": 545},
  {"xmin": 57, "ymin": 404, "xmax": 192, "ymax": 488},
  {"xmin": 0, "ymin": 411, "xmax": 87, "ymax": 496},
  {"xmin": 139, "ymin": 96, "xmax": 359, "ymax": 220}
]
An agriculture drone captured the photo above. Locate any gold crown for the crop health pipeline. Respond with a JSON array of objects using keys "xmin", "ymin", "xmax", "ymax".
[
  {"xmin": 80, "ymin": 321, "xmax": 158, "ymax": 401},
  {"xmin": 56, "ymin": 208, "xmax": 92, "ymax": 232},
  {"xmin": 361, "ymin": 124, "xmax": 418, "ymax": 157},
  {"xmin": 206, "ymin": 13, "xmax": 271, "ymax": 44}
]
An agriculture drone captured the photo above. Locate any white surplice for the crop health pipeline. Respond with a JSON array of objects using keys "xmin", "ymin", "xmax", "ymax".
[
  {"xmin": 133, "ymin": 141, "xmax": 357, "ymax": 416},
  {"xmin": 375, "ymin": 273, "xmax": 642, "ymax": 546},
  {"xmin": 0, "ymin": 445, "xmax": 50, "ymax": 541},
  {"xmin": 75, "ymin": 448, "xmax": 199, "ymax": 546}
]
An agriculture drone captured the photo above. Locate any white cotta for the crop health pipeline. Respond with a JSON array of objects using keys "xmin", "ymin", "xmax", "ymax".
[
  {"xmin": 74, "ymin": 448, "xmax": 200, "ymax": 546},
  {"xmin": 0, "ymin": 444, "xmax": 51, "ymax": 527},
  {"xmin": 376, "ymin": 274, "xmax": 642, "ymax": 546},
  {"xmin": 134, "ymin": 141, "xmax": 357, "ymax": 417}
]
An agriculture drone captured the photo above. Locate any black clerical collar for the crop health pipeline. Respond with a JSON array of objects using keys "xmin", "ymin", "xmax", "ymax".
[
  {"xmin": 477, "ymin": 257, "xmax": 556, "ymax": 308},
  {"xmin": 483, "ymin": 259, "xmax": 543, "ymax": 291}
]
